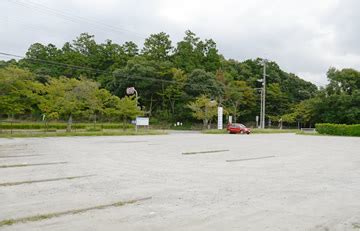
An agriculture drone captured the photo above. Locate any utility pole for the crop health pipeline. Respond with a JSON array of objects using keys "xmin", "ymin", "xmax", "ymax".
[
  {"xmin": 259, "ymin": 89, "xmax": 263, "ymax": 128},
  {"xmin": 261, "ymin": 59, "xmax": 267, "ymax": 129}
]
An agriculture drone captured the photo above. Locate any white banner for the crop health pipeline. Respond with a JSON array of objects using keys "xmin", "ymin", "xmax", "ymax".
[
  {"xmin": 217, "ymin": 107, "xmax": 223, "ymax": 129},
  {"xmin": 136, "ymin": 117, "xmax": 149, "ymax": 126}
]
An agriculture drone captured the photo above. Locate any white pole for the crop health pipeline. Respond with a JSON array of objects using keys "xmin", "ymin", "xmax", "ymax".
[{"xmin": 262, "ymin": 60, "xmax": 267, "ymax": 129}]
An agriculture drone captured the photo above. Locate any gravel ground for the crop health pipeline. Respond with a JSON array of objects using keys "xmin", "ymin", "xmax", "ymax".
[{"xmin": 0, "ymin": 133, "xmax": 359, "ymax": 230}]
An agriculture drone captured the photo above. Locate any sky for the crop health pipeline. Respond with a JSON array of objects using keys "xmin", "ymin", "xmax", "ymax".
[{"xmin": 1, "ymin": 0, "xmax": 359, "ymax": 86}]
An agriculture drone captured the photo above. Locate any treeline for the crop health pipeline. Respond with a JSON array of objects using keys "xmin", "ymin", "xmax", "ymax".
[
  {"xmin": 0, "ymin": 31, "xmax": 359, "ymax": 125},
  {"xmin": 0, "ymin": 67, "xmax": 141, "ymax": 130}
]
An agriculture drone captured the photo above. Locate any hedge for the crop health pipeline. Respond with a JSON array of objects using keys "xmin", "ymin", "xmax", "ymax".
[
  {"xmin": 0, "ymin": 122, "xmax": 134, "ymax": 130},
  {"xmin": 315, "ymin": 123, "xmax": 360, "ymax": 136}
]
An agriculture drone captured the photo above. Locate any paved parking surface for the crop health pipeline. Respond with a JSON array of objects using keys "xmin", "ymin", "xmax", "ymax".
[{"xmin": 0, "ymin": 133, "xmax": 360, "ymax": 230}]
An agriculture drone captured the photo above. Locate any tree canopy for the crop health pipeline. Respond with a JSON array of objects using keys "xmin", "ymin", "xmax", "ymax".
[{"xmin": 1, "ymin": 30, "xmax": 358, "ymax": 126}]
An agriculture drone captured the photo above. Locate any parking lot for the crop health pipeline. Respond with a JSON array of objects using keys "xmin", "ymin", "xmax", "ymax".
[{"xmin": 1, "ymin": 133, "xmax": 360, "ymax": 230}]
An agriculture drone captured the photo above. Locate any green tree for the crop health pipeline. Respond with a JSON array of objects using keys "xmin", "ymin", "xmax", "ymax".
[
  {"xmin": 225, "ymin": 81, "xmax": 256, "ymax": 122},
  {"xmin": 188, "ymin": 95, "xmax": 218, "ymax": 129},
  {"xmin": 0, "ymin": 67, "xmax": 41, "ymax": 118},
  {"xmin": 39, "ymin": 77, "xmax": 101, "ymax": 131},
  {"xmin": 185, "ymin": 69, "xmax": 221, "ymax": 98},
  {"xmin": 161, "ymin": 68, "xmax": 187, "ymax": 117},
  {"xmin": 142, "ymin": 32, "xmax": 172, "ymax": 61},
  {"xmin": 327, "ymin": 68, "xmax": 360, "ymax": 95},
  {"xmin": 117, "ymin": 96, "xmax": 143, "ymax": 130}
]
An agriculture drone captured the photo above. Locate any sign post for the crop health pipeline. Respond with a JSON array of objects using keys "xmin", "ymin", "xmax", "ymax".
[
  {"xmin": 217, "ymin": 107, "xmax": 223, "ymax": 130},
  {"xmin": 136, "ymin": 117, "xmax": 149, "ymax": 132}
]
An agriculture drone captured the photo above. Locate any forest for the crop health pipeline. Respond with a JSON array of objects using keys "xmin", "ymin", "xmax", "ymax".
[{"xmin": 1, "ymin": 31, "xmax": 359, "ymax": 127}]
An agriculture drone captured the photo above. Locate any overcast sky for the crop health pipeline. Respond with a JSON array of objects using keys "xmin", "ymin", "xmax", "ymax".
[{"xmin": 1, "ymin": 0, "xmax": 359, "ymax": 86}]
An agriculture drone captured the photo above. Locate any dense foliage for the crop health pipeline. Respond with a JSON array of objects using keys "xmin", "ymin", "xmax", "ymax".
[
  {"xmin": 1, "ymin": 31, "xmax": 359, "ymax": 126},
  {"xmin": 316, "ymin": 123, "xmax": 360, "ymax": 136},
  {"xmin": 0, "ymin": 67, "xmax": 141, "ymax": 131}
]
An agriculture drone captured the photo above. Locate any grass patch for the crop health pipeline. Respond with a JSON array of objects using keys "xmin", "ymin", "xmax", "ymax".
[
  {"xmin": 0, "ymin": 155, "xmax": 40, "ymax": 158},
  {"xmin": 251, "ymin": 129, "xmax": 297, "ymax": 134},
  {"xmin": 0, "ymin": 162, "xmax": 67, "ymax": 168},
  {"xmin": 202, "ymin": 129, "xmax": 297, "ymax": 134},
  {"xmin": 0, "ymin": 122, "xmax": 134, "ymax": 130},
  {"xmin": 202, "ymin": 129, "xmax": 227, "ymax": 134},
  {"xmin": 226, "ymin": 155, "xmax": 275, "ymax": 162},
  {"xmin": 0, "ymin": 175, "xmax": 94, "ymax": 187},
  {"xmin": 182, "ymin": 149, "xmax": 229, "ymax": 155},
  {"xmin": 0, "ymin": 130, "xmax": 166, "ymax": 138},
  {"xmin": 0, "ymin": 197, "xmax": 152, "ymax": 227}
]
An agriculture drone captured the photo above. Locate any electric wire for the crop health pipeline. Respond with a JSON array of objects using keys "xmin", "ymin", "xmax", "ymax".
[{"xmin": 0, "ymin": 51, "xmax": 257, "ymax": 92}]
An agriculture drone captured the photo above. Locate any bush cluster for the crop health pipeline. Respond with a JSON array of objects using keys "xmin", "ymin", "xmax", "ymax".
[{"xmin": 315, "ymin": 123, "xmax": 360, "ymax": 136}]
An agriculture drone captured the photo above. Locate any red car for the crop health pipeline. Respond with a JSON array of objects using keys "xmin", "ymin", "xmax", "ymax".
[{"xmin": 227, "ymin": 123, "xmax": 251, "ymax": 134}]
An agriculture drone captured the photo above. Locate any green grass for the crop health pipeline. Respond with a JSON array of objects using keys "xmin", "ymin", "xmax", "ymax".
[
  {"xmin": 251, "ymin": 129, "xmax": 297, "ymax": 134},
  {"xmin": 202, "ymin": 128, "xmax": 297, "ymax": 134},
  {"xmin": 0, "ymin": 162, "xmax": 67, "ymax": 168},
  {"xmin": 202, "ymin": 129, "xmax": 227, "ymax": 134},
  {"xmin": 182, "ymin": 149, "xmax": 229, "ymax": 155},
  {"xmin": 0, "ymin": 129, "xmax": 166, "ymax": 138},
  {"xmin": 296, "ymin": 130, "xmax": 360, "ymax": 137},
  {"xmin": 0, "ymin": 122, "xmax": 135, "ymax": 130},
  {"xmin": 0, "ymin": 175, "xmax": 93, "ymax": 187},
  {"xmin": 0, "ymin": 197, "xmax": 152, "ymax": 227}
]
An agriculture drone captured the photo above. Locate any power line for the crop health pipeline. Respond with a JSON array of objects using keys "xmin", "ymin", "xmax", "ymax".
[
  {"xmin": 6, "ymin": 0, "xmax": 147, "ymax": 40},
  {"xmin": 0, "ymin": 51, "xmax": 255, "ymax": 93}
]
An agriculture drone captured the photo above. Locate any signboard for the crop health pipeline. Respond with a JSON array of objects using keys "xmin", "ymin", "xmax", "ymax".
[
  {"xmin": 136, "ymin": 117, "xmax": 149, "ymax": 126},
  {"xmin": 217, "ymin": 107, "xmax": 223, "ymax": 130}
]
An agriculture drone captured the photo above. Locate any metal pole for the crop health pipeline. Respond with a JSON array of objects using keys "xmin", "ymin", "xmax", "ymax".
[
  {"xmin": 134, "ymin": 89, "xmax": 138, "ymax": 132},
  {"xmin": 134, "ymin": 89, "xmax": 138, "ymax": 106},
  {"xmin": 262, "ymin": 60, "xmax": 267, "ymax": 129},
  {"xmin": 259, "ymin": 89, "xmax": 263, "ymax": 128}
]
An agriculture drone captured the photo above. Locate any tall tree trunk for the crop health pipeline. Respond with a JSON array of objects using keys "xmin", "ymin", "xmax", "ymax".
[
  {"xmin": 149, "ymin": 95, "xmax": 153, "ymax": 116},
  {"xmin": 122, "ymin": 118, "xmax": 126, "ymax": 131}
]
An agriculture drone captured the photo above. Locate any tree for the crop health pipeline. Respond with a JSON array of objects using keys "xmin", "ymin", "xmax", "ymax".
[
  {"xmin": 188, "ymin": 95, "xmax": 218, "ymax": 128},
  {"xmin": 0, "ymin": 67, "xmax": 41, "ymax": 118},
  {"xmin": 225, "ymin": 81, "xmax": 255, "ymax": 122},
  {"xmin": 174, "ymin": 30, "xmax": 220, "ymax": 72},
  {"xmin": 142, "ymin": 32, "xmax": 172, "ymax": 61},
  {"xmin": 266, "ymin": 83, "xmax": 289, "ymax": 117},
  {"xmin": 39, "ymin": 77, "xmax": 101, "ymax": 131},
  {"xmin": 185, "ymin": 69, "xmax": 221, "ymax": 98},
  {"xmin": 161, "ymin": 68, "xmax": 187, "ymax": 118},
  {"xmin": 117, "ymin": 96, "xmax": 143, "ymax": 130},
  {"xmin": 327, "ymin": 67, "xmax": 360, "ymax": 95},
  {"xmin": 123, "ymin": 41, "xmax": 139, "ymax": 57}
]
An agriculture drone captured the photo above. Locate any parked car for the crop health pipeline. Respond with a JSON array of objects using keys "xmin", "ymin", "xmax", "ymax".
[{"xmin": 227, "ymin": 123, "xmax": 251, "ymax": 134}]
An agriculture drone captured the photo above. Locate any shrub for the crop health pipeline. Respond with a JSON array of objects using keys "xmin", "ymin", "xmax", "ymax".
[
  {"xmin": 315, "ymin": 123, "xmax": 360, "ymax": 136},
  {"xmin": 0, "ymin": 122, "xmax": 134, "ymax": 130}
]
